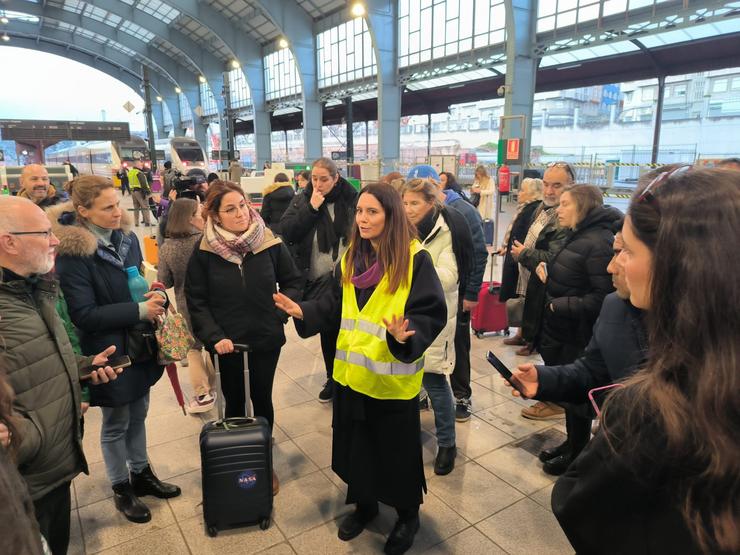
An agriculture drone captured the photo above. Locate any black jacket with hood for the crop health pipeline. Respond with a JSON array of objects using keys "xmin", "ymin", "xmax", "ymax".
[
  {"xmin": 260, "ymin": 182, "xmax": 295, "ymax": 234},
  {"xmin": 541, "ymin": 205, "xmax": 624, "ymax": 347},
  {"xmin": 278, "ymin": 177, "xmax": 358, "ymax": 280},
  {"xmin": 49, "ymin": 202, "xmax": 163, "ymax": 407}
]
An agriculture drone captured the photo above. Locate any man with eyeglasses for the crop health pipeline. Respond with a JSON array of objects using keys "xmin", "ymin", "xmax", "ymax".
[
  {"xmin": 0, "ymin": 196, "xmax": 121, "ymax": 554},
  {"xmin": 508, "ymin": 162, "xmax": 574, "ymax": 421},
  {"xmin": 18, "ymin": 164, "xmax": 67, "ymax": 208}
]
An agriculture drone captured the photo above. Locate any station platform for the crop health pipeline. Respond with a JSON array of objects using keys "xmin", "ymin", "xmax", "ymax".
[{"xmin": 65, "ymin": 193, "xmax": 573, "ymax": 554}]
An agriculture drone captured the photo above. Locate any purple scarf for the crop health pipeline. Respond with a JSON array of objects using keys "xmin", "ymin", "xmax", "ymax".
[{"xmin": 351, "ymin": 257, "xmax": 384, "ymax": 289}]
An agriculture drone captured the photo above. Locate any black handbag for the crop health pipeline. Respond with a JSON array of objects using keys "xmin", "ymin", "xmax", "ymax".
[{"xmin": 126, "ymin": 321, "xmax": 158, "ymax": 364}]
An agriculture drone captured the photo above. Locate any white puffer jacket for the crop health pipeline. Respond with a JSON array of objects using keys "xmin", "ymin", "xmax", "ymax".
[{"xmin": 422, "ymin": 213, "xmax": 459, "ymax": 374}]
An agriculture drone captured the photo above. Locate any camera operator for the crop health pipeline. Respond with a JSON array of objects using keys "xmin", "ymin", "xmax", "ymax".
[{"xmin": 157, "ymin": 170, "xmax": 209, "ymax": 245}]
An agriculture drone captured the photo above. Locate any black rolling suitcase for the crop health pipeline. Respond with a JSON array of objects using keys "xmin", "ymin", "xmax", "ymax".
[{"xmin": 200, "ymin": 343, "xmax": 273, "ymax": 537}]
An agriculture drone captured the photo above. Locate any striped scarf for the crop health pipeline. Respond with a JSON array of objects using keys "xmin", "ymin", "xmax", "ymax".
[
  {"xmin": 516, "ymin": 205, "xmax": 556, "ymax": 296},
  {"xmin": 205, "ymin": 207, "xmax": 265, "ymax": 265}
]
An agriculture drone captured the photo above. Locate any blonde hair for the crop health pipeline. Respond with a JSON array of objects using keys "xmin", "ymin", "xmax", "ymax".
[{"xmin": 400, "ymin": 178, "xmax": 441, "ymax": 207}]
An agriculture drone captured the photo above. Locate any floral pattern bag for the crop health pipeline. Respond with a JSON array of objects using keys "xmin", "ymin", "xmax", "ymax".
[{"xmin": 155, "ymin": 308, "xmax": 195, "ymax": 363}]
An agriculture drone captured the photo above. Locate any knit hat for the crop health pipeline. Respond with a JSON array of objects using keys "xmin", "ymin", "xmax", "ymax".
[{"xmin": 406, "ymin": 165, "xmax": 440, "ymax": 182}]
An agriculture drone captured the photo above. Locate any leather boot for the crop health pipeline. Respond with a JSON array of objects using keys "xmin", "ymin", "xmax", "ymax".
[
  {"xmin": 538, "ymin": 440, "xmax": 570, "ymax": 462},
  {"xmin": 338, "ymin": 503, "xmax": 379, "ymax": 541},
  {"xmin": 112, "ymin": 482, "xmax": 151, "ymax": 523},
  {"xmin": 130, "ymin": 465, "xmax": 181, "ymax": 499},
  {"xmin": 434, "ymin": 446, "xmax": 457, "ymax": 476},
  {"xmin": 384, "ymin": 513, "xmax": 420, "ymax": 555}
]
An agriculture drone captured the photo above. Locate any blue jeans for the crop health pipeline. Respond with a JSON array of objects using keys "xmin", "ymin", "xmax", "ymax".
[
  {"xmin": 100, "ymin": 393, "xmax": 150, "ymax": 486},
  {"xmin": 422, "ymin": 373, "xmax": 456, "ymax": 448}
]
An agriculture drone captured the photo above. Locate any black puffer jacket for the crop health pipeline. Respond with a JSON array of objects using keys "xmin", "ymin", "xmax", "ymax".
[
  {"xmin": 185, "ymin": 231, "xmax": 304, "ymax": 352},
  {"xmin": 278, "ymin": 177, "xmax": 358, "ymax": 279},
  {"xmin": 50, "ymin": 202, "xmax": 163, "ymax": 407},
  {"xmin": 260, "ymin": 183, "xmax": 295, "ymax": 234},
  {"xmin": 541, "ymin": 205, "xmax": 623, "ymax": 347}
]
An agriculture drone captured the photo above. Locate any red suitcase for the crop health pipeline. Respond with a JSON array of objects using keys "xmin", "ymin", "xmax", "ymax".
[{"xmin": 470, "ymin": 255, "xmax": 509, "ymax": 338}]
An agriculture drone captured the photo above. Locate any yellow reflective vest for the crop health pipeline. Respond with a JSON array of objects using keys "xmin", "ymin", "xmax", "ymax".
[
  {"xmin": 333, "ymin": 240, "xmax": 425, "ymax": 400},
  {"xmin": 127, "ymin": 168, "xmax": 146, "ymax": 191}
]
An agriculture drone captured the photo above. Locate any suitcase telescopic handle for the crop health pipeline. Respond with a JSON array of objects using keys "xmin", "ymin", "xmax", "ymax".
[
  {"xmin": 213, "ymin": 344, "xmax": 253, "ymax": 421},
  {"xmin": 232, "ymin": 343, "xmax": 251, "ymax": 352}
]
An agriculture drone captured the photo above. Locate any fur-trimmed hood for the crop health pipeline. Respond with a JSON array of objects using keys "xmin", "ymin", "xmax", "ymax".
[
  {"xmin": 46, "ymin": 200, "xmax": 133, "ymax": 258},
  {"xmin": 262, "ymin": 181, "xmax": 294, "ymax": 197}
]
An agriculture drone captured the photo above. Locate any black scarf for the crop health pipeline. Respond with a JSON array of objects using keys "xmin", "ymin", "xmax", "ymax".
[
  {"xmin": 416, "ymin": 206, "xmax": 439, "ymax": 242},
  {"xmin": 314, "ymin": 178, "xmax": 355, "ymax": 258}
]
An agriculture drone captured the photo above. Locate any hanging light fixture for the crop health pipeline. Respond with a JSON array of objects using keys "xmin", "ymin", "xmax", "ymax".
[
  {"xmin": 350, "ymin": 2, "xmax": 366, "ymax": 17},
  {"xmin": 198, "ymin": 75, "xmax": 207, "ymax": 84},
  {"xmin": 1, "ymin": 16, "xmax": 10, "ymax": 25},
  {"xmin": 175, "ymin": 86, "xmax": 182, "ymax": 94},
  {"xmin": 1, "ymin": 33, "xmax": 9, "ymax": 42},
  {"xmin": 278, "ymin": 37, "xmax": 288, "ymax": 49},
  {"xmin": 230, "ymin": 59, "xmax": 240, "ymax": 69},
  {"xmin": 156, "ymin": 95, "xmax": 163, "ymax": 102}
]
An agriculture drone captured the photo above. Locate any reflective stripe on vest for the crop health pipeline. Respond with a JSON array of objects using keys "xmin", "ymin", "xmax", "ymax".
[{"xmin": 333, "ymin": 240, "xmax": 425, "ymax": 400}]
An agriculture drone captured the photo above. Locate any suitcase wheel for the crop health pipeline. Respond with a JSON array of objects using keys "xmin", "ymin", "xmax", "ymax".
[
  {"xmin": 475, "ymin": 331, "xmax": 484, "ymax": 339},
  {"xmin": 207, "ymin": 525, "xmax": 218, "ymax": 537},
  {"xmin": 260, "ymin": 516, "xmax": 271, "ymax": 530}
]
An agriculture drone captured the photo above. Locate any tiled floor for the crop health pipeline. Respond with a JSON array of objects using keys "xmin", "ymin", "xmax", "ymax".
[{"xmin": 66, "ymin": 194, "xmax": 574, "ymax": 554}]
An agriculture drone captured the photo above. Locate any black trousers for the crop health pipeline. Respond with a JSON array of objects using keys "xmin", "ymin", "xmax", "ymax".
[
  {"xmin": 33, "ymin": 482, "xmax": 72, "ymax": 555},
  {"xmin": 539, "ymin": 337, "xmax": 591, "ymax": 457},
  {"xmin": 212, "ymin": 348, "xmax": 280, "ymax": 427},
  {"xmin": 450, "ymin": 307, "xmax": 472, "ymax": 399},
  {"xmin": 321, "ymin": 326, "xmax": 339, "ymax": 380}
]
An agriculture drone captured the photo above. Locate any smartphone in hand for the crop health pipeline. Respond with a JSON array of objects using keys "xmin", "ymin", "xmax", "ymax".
[
  {"xmin": 486, "ymin": 351, "xmax": 529, "ymax": 398},
  {"xmin": 80, "ymin": 355, "xmax": 132, "ymax": 381}
]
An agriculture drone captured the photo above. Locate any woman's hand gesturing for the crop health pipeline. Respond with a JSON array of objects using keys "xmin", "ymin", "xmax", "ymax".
[
  {"xmin": 383, "ymin": 314, "xmax": 415, "ymax": 344},
  {"xmin": 273, "ymin": 292, "xmax": 303, "ymax": 320}
]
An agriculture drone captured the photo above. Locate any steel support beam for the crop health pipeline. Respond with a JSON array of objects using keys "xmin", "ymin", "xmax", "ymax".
[
  {"xmin": 504, "ymin": 0, "xmax": 537, "ymax": 167},
  {"xmin": 253, "ymin": 0, "xmax": 322, "ymax": 161},
  {"xmin": 366, "ymin": 0, "xmax": 401, "ymax": 172}
]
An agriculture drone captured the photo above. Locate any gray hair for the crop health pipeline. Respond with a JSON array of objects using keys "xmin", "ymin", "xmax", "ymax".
[{"xmin": 521, "ymin": 177, "xmax": 544, "ymax": 200}]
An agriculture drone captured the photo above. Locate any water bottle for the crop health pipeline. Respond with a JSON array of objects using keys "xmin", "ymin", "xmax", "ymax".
[{"xmin": 126, "ymin": 266, "xmax": 149, "ymax": 302}]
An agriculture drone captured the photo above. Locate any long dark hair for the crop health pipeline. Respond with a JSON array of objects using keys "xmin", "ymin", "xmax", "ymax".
[
  {"xmin": 441, "ymin": 172, "xmax": 463, "ymax": 195},
  {"xmin": 343, "ymin": 183, "xmax": 417, "ymax": 293},
  {"xmin": 603, "ymin": 168, "xmax": 740, "ymax": 553}
]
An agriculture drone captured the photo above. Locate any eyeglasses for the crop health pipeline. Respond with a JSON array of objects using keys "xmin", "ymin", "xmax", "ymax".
[
  {"xmin": 637, "ymin": 165, "xmax": 692, "ymax": 212},
  {"xmin": 7, "ymin": 230, "xmax": 55, "ymax": 239},
  {"xmin": 218, "ymin": 202, "xmax": 249, "ymax": 217},
  {"xmin": 547, "ymin": 162, "xmax": 576, "ymax": 181}
]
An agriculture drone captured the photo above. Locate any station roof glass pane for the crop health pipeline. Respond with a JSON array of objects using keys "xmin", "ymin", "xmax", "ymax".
[
  {"xmin": 265, "ymin": 46, "xmax": 302, "ymax": 101},
  {"xmin": 405, "ymin": 67, "xmax": 501, "ymax": 91},
  {"xmin": 135, "ymin": 0, "xmax": 181, "ymax": 25},
  {"xmin": 205, "ymin": 0, "xmax": 279, "ymax": 44},
  {"xmin": 536, "ymin": 0, "xmax": 674, "ymax": 33},
  {"xmin": 119, "ymin": 20, "xmax": 155, "ymax": 43},
  {"xmin": 297, "ymin": 0, "xmax": 346, "ymax": 19},
  {"xmin": 317, "ymin": 17, "xmax": 377, "ymax": 90},
  {"xmin": 1, "ymin": 10, "xmax": 40, "ymax": 23}
]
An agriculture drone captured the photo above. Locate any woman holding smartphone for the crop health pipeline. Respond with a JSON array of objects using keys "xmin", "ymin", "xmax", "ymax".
[
  {"xmin": 275, "ymin": 183, "xmax": 446, "ymax": 555},
  {"xmin": 551, "ymin": 168, "xmax": 740, "ymax": 554}
]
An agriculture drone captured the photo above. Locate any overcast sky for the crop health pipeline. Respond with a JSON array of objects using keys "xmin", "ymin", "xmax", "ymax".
[{"xmin": 0, "ymin": 47, "xmax": 147, "ymax": 131}]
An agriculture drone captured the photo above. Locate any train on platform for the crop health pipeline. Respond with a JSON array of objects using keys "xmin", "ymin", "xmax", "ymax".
[
  {"xmin": 154, "ymin": 137, "xmax": 208, "ymax": 174},
  {"xmin": 45, "ymin": 136, "xmax": 152, "ymax": 179}
]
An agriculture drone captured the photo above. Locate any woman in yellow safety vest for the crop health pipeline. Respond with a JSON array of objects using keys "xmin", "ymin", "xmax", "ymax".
[{"xmin": 274, "ymin": 183, "xmax": 446, "ymax": 555}]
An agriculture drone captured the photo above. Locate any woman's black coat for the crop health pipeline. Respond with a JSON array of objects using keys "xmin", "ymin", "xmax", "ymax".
[
  {"xmin": 278, "ymin": 177, "xmax": 358, "ymax": 279},
  {"xmin": 53, "ymin": 215, "xmax": 163, "ymax": 407},
  {"xmin": 260, "ymin": 184, "xmax": 295, "ymax": 234},
  {"xmin": 500, "ymin": 200, "xmax": 541, "ymax": 301},
  {"xmin": 541, "ymin": 205, "xmax": 623, "ymax": 347},
  {"xmin": 185, "ymin": 237, "xmax": 304, "ymax": 352}
]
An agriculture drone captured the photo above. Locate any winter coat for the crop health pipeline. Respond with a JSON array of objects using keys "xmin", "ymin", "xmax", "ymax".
[
  {"xmin": 536, "ymin": 293, "xmax": 646, "ymax": 404},
  {"xmin": 279, "ymin": 177, "xmax": 358, "ymax": 280},
  {"xmin": 552, "ymin": 392, "xmax": 705, "ymax": 555},
  {"xmin": 499, "ymin": 200, "xmax": 541, "ymax": 301},
  {"xmin": 157, "ymin": 232, "xmax": 201, "ymax": 339},
  {"xmin": 185, "ymin": 230, "xmax": 304, "ymax": 352},
  {"xmin": 420, "ymin": 213, "xmax": 458, "ymax": 374},
  {"xmin": 540, "ymin": 205, "xmax": 623, "ymax": 348},
  {"xmin": 519, "ymin": 206, "xmax": 570, "ymax": 343},
  {"xmin": 260, "ymin": 183, "xmax": 295, "ymax": 234},
  {"xmin": 49, "ymin": 202, "xmax": 164, "ymax": 407},
  {"xmin": 0, "ymin": 269, "xmax": 91, "ymax": 500},
  {"xmin": 0, "ymin": 446, "xmax": 44, "ymax": 555},
  {"xmin": 443, "ymin": 190, "xmax": 488, "ymax": 303},
  {"xmin": 18, "ymin": 185, "xmax": 68, "ymax": 208}
]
